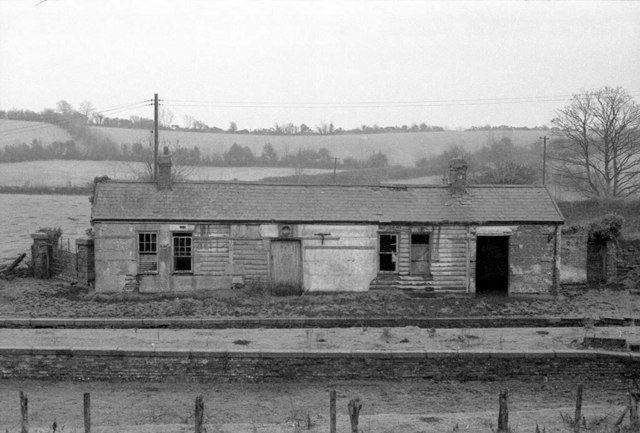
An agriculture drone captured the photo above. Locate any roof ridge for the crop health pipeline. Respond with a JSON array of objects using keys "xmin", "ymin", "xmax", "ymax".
[{"xmin": 101, "ymin": 179, "xmax": 549, "ymax": 189}]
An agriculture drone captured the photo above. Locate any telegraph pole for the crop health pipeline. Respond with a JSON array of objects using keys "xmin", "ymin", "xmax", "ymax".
[
  {"xmin": 540, "ymin": 135, "xmax": 548, "ymax": 186},
  {"xmin": 153, "ymin": 93, "xmax": 159, "ymax": 182}
]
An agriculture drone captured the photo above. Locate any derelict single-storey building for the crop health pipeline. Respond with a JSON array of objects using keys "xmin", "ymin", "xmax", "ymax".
[{"xmin": 91, "ymin": 155, "xmax": 564, "ymax": 295}]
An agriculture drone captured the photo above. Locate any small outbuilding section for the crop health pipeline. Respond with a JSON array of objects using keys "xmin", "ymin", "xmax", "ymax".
[{"xmin": 90, "ymin": 157, "xmax": 563, "ymax": 295}]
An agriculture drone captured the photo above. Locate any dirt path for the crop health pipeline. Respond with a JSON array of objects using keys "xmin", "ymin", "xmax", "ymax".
[
  {"xmin": 0, "ymin": 378, "xmax": 629, "ymax": 432},
  {"xmin": 1, "ymin": 278, "xmax": 639, "ymax": 319},
  {"xmin": 0, "ymin": 326, "xmax": 637, "ymax": 352}
]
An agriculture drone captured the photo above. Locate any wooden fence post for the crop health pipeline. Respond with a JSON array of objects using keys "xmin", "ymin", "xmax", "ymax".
[
  {"xmin": 195, "ymin": 394, "xmax": 204, "ymax": 433},
  {"xmin": 329, "ymin": 390, "xmax": 336, "ymax": 433},
  {"xmin": 630, "ymin": 382, "xmax": 639, "ymax": 431},
  {"xmin": 348, "ymin": 398, "xmax": 362, "ymax": 433},
  {"xmin": 573, "ymin": 384, "xmax": 584, "ymax": 433},
  {"xmin": 83, "ymin": 393, "xmax": 91, "ymax": 433},
  {"xmin": 20, "ymin": 391, "xmax": 28, "ymax": 433},
  {"xmin": 497, "ymin": 389, "xmax": 508, "ymax": 433}
]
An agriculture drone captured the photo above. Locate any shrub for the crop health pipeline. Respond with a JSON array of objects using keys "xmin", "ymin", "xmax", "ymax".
[
  {"xmin": 37, "ymin": 227, "xmax": 62, "ymax": 245},
  {"xmin": 588, "ymin": 213, "xmax": 624, "ymax": 243},
  {"xmin": 172, "ymin": 298, "xmax": 201, "ymax": 316}
]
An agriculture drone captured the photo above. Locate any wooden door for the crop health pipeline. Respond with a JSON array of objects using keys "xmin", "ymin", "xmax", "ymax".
[
  {"xmin": 410, "ymin": 234, "xmax": 430, "ymax": 275},
  {"xmin": 270, "ymin": 240, "xmax": 302, "ymax": 287}
]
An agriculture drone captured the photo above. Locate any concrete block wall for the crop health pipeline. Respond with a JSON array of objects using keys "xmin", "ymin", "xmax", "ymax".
[
  {"xmin": 299, "ymin": 224, "xmax": 378, "ymax": 292},
  {"xmin": 508, "ymin": 225, "xmax": 557, "ymax": 294}
]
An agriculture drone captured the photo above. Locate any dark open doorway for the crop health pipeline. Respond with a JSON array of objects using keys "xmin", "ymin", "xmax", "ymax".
[{"xmin": 476, "ymin": 236, "xmax": 509, "ymax": 295}]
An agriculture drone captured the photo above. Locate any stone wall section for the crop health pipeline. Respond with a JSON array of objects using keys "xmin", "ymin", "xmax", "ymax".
[{"xmin": 0, "ymin": 349, "xmax": 636, "ymax": 382}]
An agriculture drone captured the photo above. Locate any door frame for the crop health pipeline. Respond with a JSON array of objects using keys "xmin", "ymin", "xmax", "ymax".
[{"xmin": 475, "ymin": 235, "xmax": 510, "ymax": 296}]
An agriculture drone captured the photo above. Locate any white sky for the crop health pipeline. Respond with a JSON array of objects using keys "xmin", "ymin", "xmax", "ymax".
[{"xmin": 1, "ymin": 0, "xmax": 639, "ymax": 130}]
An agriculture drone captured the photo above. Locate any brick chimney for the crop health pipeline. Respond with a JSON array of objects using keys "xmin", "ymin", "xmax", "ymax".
[
  {"xmin": 448, "ymin": 158, "xmax": 468, "ymax": 194},
  {"xmin": 157, "ymin": 146, "xmax": 172, "ymax": 190}
]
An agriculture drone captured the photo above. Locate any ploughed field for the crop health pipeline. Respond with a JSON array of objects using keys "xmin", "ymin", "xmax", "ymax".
[
  {"xmin": 0, "ymin": 279, "xmax": 638, "ymax": 319},
  {"xmin": 0, "ymin": 378, "xmax": 629, "ymax": 432}
]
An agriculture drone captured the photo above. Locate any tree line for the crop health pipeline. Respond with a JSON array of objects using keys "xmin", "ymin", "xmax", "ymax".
[
  {"xmin": 0, "ymin": 136, "xmax": 388, "ymax": 170},
  {"xmin": 0, "ymin": 103, "xmax": 548, "ymax": 136}
]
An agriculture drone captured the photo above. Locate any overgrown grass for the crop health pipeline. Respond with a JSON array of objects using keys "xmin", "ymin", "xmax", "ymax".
[{"xmin": 245, "ymin": 279, "xmax": 304, "ymax": 297}]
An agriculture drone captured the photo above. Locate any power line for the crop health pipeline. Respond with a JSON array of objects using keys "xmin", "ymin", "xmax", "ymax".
[
  {"xmin": 95, "ymin": 102, "xmax": 152, "ymax": 116},
  {"xmin": 162, "ymin": 91, "xmax": 640, "ymax": 108},
  {"xmin": 93, "ymin": 100, "xmax": 153, "ymax": 112}
]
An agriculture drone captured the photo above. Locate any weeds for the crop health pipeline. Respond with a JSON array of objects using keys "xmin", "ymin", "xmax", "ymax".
[
  {"xmin": 286, "ymin": 396, "xmax": 316, "ymax": 431},
  {"xmin": 381, "ymin": 327, "xmax": 393, "ymax": 342},
  {"xmin": 245, "ymin": 279, "xmax": 303, "ymax": 297}
]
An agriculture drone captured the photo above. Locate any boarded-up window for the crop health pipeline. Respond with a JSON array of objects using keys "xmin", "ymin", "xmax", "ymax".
[
  {"xmin": 173, "ymin": 232, "xmax": 192, "ymax": 272},
  {"xmin": 379, "ymin": 234, "xmax": 397, "ymax": 271},
  {"xmin": 138, "ymin": 232, "xmax": 158, "ymax": 273}
]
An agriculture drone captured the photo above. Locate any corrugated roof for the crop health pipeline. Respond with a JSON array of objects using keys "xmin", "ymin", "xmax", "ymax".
[{"xmin": 91, "ymin": 181, "xmax": 564, "ymax": 224}]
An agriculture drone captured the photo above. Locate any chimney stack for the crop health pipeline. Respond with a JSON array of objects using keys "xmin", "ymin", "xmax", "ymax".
[
  {"xmin": 448, "ymin": 158, "xmax": 468, "ymax": 194},
  {"xmin": 157, "ymin": 146, "xmax": 172, "ymax": 190}
]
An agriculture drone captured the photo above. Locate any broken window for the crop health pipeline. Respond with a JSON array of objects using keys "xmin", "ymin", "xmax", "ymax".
[
  {"xmin": 379, "ymin": 234, "xmax": 397, "ymax": 271},
  {"xmin": 173, "ymin": 232, "xmax": 192, "ymax": 273},
  {"xmin": 138, "ymin": 232, "xmax": 158, "ymax": 273}
]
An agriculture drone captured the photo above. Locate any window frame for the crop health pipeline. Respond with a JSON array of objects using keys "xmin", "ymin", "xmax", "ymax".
[
  {"xmin": 378, "ymin": 232, "xmax": 398, "ymax": 273},
  {"xmin": 172, "ymin": 231, "xmax": 193, "ymax": 274},
  {"xmin": 137, "ymin": 232, "xmax": 158, "ymax": 274}
]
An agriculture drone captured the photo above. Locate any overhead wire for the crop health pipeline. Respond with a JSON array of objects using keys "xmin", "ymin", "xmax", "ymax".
[{"xmin": 162, "ymin": 91, "xmax": 640, "ymax": 109}]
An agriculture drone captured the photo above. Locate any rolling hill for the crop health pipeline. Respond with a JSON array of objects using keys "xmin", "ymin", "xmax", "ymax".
[
  {"xmin": 0, "ymin": 120, "xmax": 72, "ymax": 146},
  {"xmin": 93, "ymin": 126, "xmax": 547, "ymax": 166},
  {"xmin": 0, "ymin": 119, "xmax": 548, "ymax": 166}
]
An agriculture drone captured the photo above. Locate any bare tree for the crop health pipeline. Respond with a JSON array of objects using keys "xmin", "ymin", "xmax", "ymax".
[
  {"xmin": 551, "ymin": 87, "xmax": 640, "ymax": 198},
  {"xmin": 78, "ymin": 101, "xmax": 95, "ymax": 120},
  {"xmin": 132, "ymin": 137, "xmax": 193, "ymax": 182},
  {"xmin": 183, "ymin": 115, "xmax": 196, "ymax": 129},
  {"xmin": 159, "ymin": 108, "xmax": 175, "ymax": 128}
]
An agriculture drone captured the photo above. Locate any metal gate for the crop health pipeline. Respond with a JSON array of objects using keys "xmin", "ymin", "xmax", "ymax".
[{"xmin": 52, "ymin": 237, "xmax": 78, "ymax": 282}]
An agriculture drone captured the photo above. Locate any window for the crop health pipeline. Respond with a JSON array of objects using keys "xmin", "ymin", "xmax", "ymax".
[
  {"xmin": 379, "ymin": 234, "xmax": 397, "ymax": 272},
  {"xmin": 410, "ymin": 233, "xmax": 430, "ymax": 275},
  {"xmin": 173, "ymin": 232, "xmax": 192, "ymax": 272},
  {"xmin": 138, "ymin": 232, "xmax": 158, "ymax": 273}
]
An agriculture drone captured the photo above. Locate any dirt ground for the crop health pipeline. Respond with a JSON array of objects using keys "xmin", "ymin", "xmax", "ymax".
[
  {"xmin": 0, "ymin": 278, "xmax": 639, "ymax": 319},
  {"xmin": 1, "ymin": 326, "xmax": 638, "ymax": 352},
  {"xmin": 0, "ymin": 378, "xmax": 631, "ymax": 433}
]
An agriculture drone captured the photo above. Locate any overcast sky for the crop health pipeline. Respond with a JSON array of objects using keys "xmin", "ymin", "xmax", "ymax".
[{"xmin": 1, "ymin": 0, "xmax": 639, "ymax": 130}]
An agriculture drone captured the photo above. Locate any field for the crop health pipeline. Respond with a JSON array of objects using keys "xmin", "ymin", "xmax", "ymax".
[
  {"xmin": 0, "ymin": 378, "xmax": 629, "ymax": 432},
  {"xmin": 0, "ymin": 160, "xmax": 334, "ymax": 187},
  {"xmin": 94, "ymin": 125, "xmax": 546, "ymax": 165},
  {"xmin": 0, "ymin": 120, "xmax": 72, "ymax": 146},
  {"xmin": 0, "ymin": 194, "xmax": 91, "ymax": 261},
  {"xmin": 0, "ymin": 120, "xmax": 547, "ymax": 166}
]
